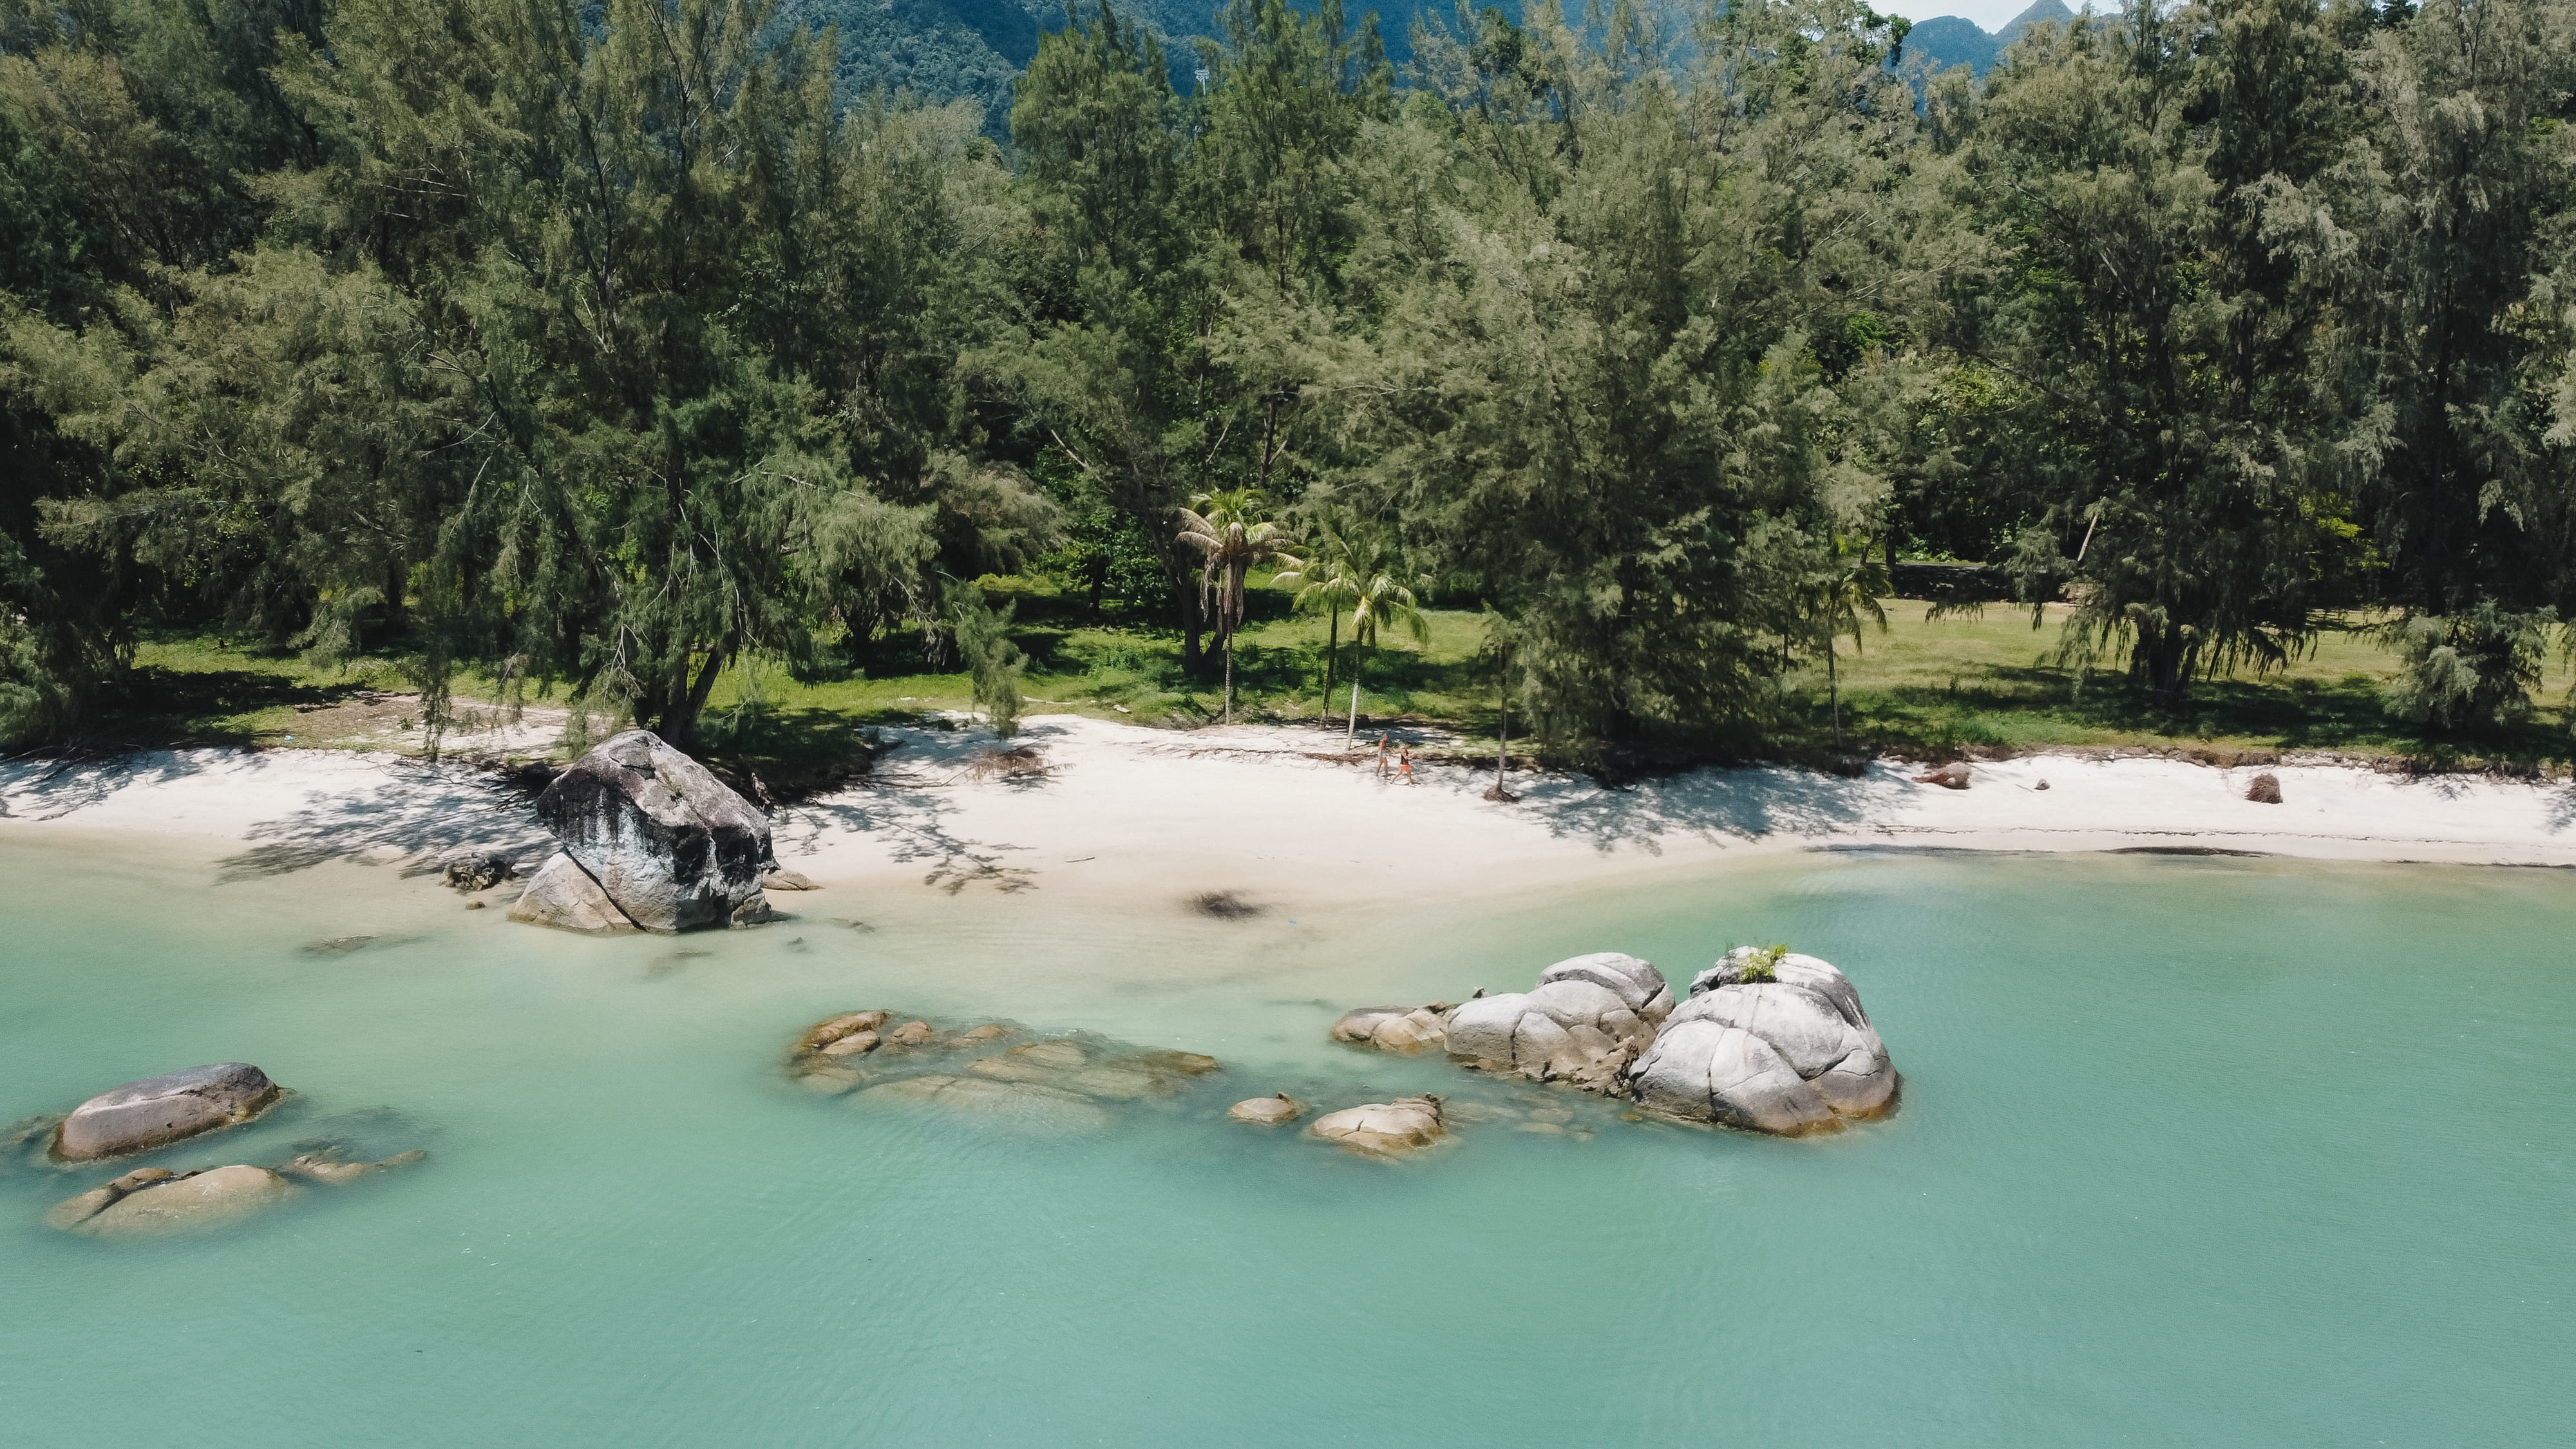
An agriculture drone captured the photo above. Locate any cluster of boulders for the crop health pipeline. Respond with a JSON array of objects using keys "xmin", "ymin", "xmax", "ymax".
[
  {"xmin": 788, "ymin": 1010, "xmax": 1223, "ymax": 1133},
  {"xmin": 1326, "ymin": 947, "xmax": 1899, "ymax": 1137},
  {"xmin": 509, "ymin": 730, "xmax": 785, "ymax": 934},
  {"xmin": 22, "ymin": 1063, "xmax": 428, "ymax": 1238}
]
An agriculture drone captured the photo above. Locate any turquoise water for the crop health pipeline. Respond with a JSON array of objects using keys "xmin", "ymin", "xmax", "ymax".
[{"xmin": 1, "ymin": 834, "xmax": 2569, "ymax": 1446}]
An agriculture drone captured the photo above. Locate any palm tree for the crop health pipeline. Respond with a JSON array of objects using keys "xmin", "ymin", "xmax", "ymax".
[
  {"xmin": 1273, "ymin": 517, "xmax": 1365, "ymax": 717},
  {"xmin": 1811, "ymin": 536, "xmax": 1891, "ymax": 748},
  {"xmin": 1175, "ymin": 489, "xmax": 1302, "ymax": 724},
  {"xmin": 1338, "ymin": 541, "xmax": 1431, "ymax": 745}
]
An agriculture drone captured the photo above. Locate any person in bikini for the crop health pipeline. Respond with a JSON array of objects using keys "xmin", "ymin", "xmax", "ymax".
[
  {"xmin": 1376, "ymin": 732, "xmax": 1392, "ymax": 778},
  {"xmin": 1397, "ymin": 744, "xmax": 1414, "ymax": 784}
]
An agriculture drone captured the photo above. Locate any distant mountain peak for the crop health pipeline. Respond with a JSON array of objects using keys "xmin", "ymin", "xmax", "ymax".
[{"xmin": 1999, "ymin": 0, "xmax": 2078, "ymax": 37}]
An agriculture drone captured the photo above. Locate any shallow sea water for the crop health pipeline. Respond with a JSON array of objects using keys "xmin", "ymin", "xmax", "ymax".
[{"xmin": 1, "ymin": 833, "xmax": 2569, "ymax": 1446}]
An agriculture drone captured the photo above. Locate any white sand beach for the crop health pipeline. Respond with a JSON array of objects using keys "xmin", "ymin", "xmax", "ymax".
[{"xmin": 5, "ymin": 714, "xmax": 2573, "ymax": 911}]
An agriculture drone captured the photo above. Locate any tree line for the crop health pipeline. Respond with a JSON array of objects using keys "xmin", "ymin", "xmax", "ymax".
[{"xmin": 3, "ymin": 0, "xmax": 2572, "ymax": 755}]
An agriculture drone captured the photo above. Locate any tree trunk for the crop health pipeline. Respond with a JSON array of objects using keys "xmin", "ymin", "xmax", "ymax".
[
  {"xmin": 1488, "ymin": 658, "xmax": 1511, "ymax": 802},
  {"xmin": 1828, "ymin": 638, "xmax": 1841, "ymax": 748},
  {"xmin": 1223, "ymin": 628, "xmax": 1235, "ymax": 724},
  {"xmin": 382, "ymin": 551, "xmax": 407, "ymax": 641},
  {"xmin": 1346, "ymin": 668, "xmax": 1361, "ymax": 746},
  {"xmin": 1177, "ymin": 585, "xmax": 1204, "ymax": 674},
  {"xmin": 1320, "ymin": 611, "xmax": 1339, "ymax": 719},
  {"xmin": 665, "ymin": 638, "xmax": 733, "ymax": 753}
]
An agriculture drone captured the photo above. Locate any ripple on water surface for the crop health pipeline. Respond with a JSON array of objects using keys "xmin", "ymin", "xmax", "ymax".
[{"xmin": 0, "ymin": 835, "xmax": 2570, "ymax": 1446}]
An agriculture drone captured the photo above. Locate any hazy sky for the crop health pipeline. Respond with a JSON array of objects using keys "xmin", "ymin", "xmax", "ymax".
[{"xmin": 1882, "ymin": 1, "xmax": 2056, "ymax": 31}]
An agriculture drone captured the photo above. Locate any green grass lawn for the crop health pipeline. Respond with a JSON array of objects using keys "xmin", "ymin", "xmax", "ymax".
[{"xmin": 84, "ymin": 581, "xmax": 2576, "ymax": 775}]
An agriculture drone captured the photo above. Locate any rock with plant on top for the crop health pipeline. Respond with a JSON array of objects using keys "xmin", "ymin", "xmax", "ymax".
[{"xmin": 1624, "ymin": 945, "xmax": 1898, "ymax": 1135}]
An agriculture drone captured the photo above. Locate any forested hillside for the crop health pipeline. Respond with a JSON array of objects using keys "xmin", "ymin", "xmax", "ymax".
[{"xmin": 3, "ymin": 0, "xmax": 2573, "ymax": 760}]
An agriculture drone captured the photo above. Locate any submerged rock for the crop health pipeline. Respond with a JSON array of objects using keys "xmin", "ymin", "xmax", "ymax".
[
  {"xmin": 855, "ymin": 1075, "xmax": 1115, "ymax": 1133},
  {"xmin": 278, "ymin": 1148, "xmax": 426, "ymax": 1185},
  {"xmin": 1444, "ymin": 953, "xmax": 1674, "ymax": 1092},
  {"xmin": 1309, "ymin": 1096, "xmax": 1448, "ymax": 1157},
  {"xmin": 1625, "ymin": 948, "xmax": 1898, "ymax": 1135},
  {"xmin": 52, "ymin": 1164, "xmax": 296, "ymax": 1237},
  {"xmin": 52, "ymin": 1063, "xmax": 283, "ymax": 1162},
  {"xmin": 507, "ymin": 854, "xmax": 641, "ymax": 935},
  {"xmin": 1229, "ymin": 1094, "xmax": 1303, "ymax": 1126},
  {"xmin": 526, "ymin": 728, "xmax": 775, "ymax": 933},
  {"xmin": 764, "ymin": 868, "xmax": 819, "ymax": 891}
]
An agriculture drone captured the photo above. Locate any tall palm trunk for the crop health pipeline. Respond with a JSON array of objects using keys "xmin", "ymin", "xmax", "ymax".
[
  {"xmin": 1827, "ymin": 638, "xmax": 1841, "ymax": 748},
  {"xmin": 1319, "ymin": 611, "xmax": 1339, "ymax": 718},
  {"xmin": 1345, "ymin": 645, "xmax": 1362, "ymax": 745},
  {"xmin": 1224, "ymin": 628, "xmax": 1235, "ymax": 724}
]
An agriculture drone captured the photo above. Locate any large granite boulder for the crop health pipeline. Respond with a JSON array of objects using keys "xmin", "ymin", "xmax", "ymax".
[
  {"xmin": 1444, "ymin": 953, "xmax": 1674, "ymax": 1092},
  {"xmin": 1625, "ymin": 948, "xmax": 1898, "ymax": 1135},
  {"xmin": 523, "ymin": 729, "xmax": 775, "ymax": 933},
  {"xmin": 52, "ymin": 1063, "xmax": 282, "ymax": 1162},
  {"xmin": 50, "ymin": 1164, "xmax": 296, "ymax": 1237}
]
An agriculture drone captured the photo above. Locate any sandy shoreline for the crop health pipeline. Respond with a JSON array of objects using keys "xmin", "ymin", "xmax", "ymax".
[{"xmin": 6, "ymin": 714, "xmax": 2575, "ymax": 912}]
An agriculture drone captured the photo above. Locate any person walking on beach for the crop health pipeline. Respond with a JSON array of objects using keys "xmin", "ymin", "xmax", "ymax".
[
  {"xmin": 1398, "ymin": 744, "xmax": 1414, "ymax": 784},
  {"xmin": 1376, "ymin": 732, "xmax": 1392, "ymax": 778}
]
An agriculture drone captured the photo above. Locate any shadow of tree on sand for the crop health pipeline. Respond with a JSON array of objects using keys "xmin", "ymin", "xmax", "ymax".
[
  {"xmin": 1506, "ymin": 760, "xmax": 1914, "ymax": 855},
  {"xmin": 215, "ymin": 764, "xmax": 549, "ymax": 880}
]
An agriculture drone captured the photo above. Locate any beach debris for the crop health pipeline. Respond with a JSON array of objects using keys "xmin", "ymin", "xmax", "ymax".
[
  {"xmin": 1309, "ymin": 1095, "xmax": 1448, "ymax": 1157},
  {"xmin": 1625, "ymin": 948, "xmax": 1899, "ymax": 1136},
  {"xmin": 1445, "ymin": 953, "xmax": 1675, "ymax": 1094},
  {"xmin": 1914, "ymin": 761, "xmax": 1971, "ymax": 790},
  {"xmin": 762, "ymin": 867, "xmax": 819, "ymax": 891},
  {"xmin": 466, "ymin": 900, "xmax": 487, "ymax": 909},
  {"xmin": 1229, "ymin": 1094, "xmax": 1304, "ymax": 1126},
  {"xmin": 509, "ymin": 729, "xmax": 777, "ymax": 935},
  {"xmin": 2245, "ymin": 772, "xmax": 2283, "ymax": 804},
  {"xmin": 964, "ymin": 745, "xmax": 1048, "ymax": 781},
  {"xmin": 1189, "ymin": 890, "xmax": 1263, "ymax": 920},
  {"xmin": 1330, "ymin": 1004, "xmax": 1454, "ymax": 1053},
  {"xmin": 2035, "ymin": 779, "xmax": 2050, "ymax": 791},
  {"xmin": 50, "ymin": 1063, "xmax": 283, "ymax": 1162},
  {"xmin": 440, "ymin": 851, "xmax": 518, "ymax": 892}
]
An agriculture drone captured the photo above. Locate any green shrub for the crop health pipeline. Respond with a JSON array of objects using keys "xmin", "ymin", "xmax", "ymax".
[{"xmin": 1739, "ymin": 943, "xmax": 1790, "ymax": 983}]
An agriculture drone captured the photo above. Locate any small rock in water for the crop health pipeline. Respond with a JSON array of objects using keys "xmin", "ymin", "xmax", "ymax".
[
  {"xmin": 52, "ymin": 1063, "xmax": 283, "ymax": 1161},
  {"xmin": 954, "ymin": 1024, "xmax": 1010, "ymax": 1043},
  {"xmin": 465, "ymin": 900, "xmax": 486, "ymax": 910},
  {"xmin": 2245, "ymin": 772, "xmax": 2283, "ymax": 804},
  {"xmin": 1229, "ymin": 1094, "xmax": 1303, "ymax": 1126},
  {"xmin": 820, "ymin": 1030, "xmax": 880, "ymax": 1058},
  {"xmin": 52, "ymin": 1164, "xmax": 296, "ymax": 1237},
  {"xmin": 508, "ymin": 853, "xmax": 641, "ymax": 936},
  {"xmin": 1131, "ymin": 1048, "xmax": 1218, "ymax": 1075},
  {"xmin": 1308, "ymin": 1095, "xmax": 1448, "ymax": 1157},
  {"xmin": 886, "ymin": 1019, "xmax": 935, "ymax": 1046},
  {"xmin": 762, "ymin": 868, "xmax": 819, "ymax": 891}
]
